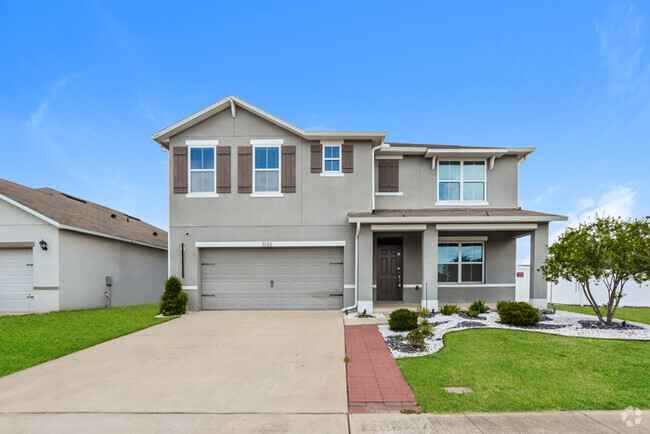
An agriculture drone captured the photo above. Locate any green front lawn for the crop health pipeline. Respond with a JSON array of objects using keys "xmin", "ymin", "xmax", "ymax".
[
  {"xmin": 551, "ymin": 305, "xmax": 650, "ymax": 325},
  {"xmin": 397, "ymin": 329, "xmax": 649, "ymax": 413},
  {"xmin": 0, "ymin": 304, "xmax": 172, "ymax": 377}
]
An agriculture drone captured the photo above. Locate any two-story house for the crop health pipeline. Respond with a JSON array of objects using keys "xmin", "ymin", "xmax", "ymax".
[{"xmin": 153, "ymin": 96, "xmax": 566, "ymax": 313}]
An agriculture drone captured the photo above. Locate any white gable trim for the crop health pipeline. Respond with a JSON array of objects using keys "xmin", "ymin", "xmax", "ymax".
[{"xmin": 0, "ymin": 193, "xmax": 60, "ymax": 227}]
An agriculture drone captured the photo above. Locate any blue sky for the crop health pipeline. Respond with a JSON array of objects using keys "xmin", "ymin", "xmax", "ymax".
[{"xmin": 1, "ymin": 1, "xmax": 649, "ymax": 263}]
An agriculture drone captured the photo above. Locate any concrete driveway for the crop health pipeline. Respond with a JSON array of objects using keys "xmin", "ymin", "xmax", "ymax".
[{"xmin": 0, "ymin": 311, "xmax": 348, "ymax": 433}]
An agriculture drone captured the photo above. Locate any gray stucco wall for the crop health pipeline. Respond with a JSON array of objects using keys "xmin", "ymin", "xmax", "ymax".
[
  {"xmin": 58, "ymin": 230, "xmax": 167, "ymax": 310},
  {"xmin": 168, "ymin": 107, "xmax": 373, "ymax": 309},
  {"xmin": 374, "ymin": 154, "xmax": 520, "ymax": 210}
]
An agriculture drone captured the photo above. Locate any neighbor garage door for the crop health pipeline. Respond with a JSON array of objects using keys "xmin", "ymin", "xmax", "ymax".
[
  {"xmin": 201, "ymin": 247, "xmax": 343, "ymax": 310},
  {"xmin": 0, "ymin": 248, "xmax": 34, "ymax": 313}
]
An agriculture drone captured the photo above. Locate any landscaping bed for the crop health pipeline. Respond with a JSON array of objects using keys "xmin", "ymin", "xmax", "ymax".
[
  {"xmin": 379, "ymin": 309, "xmax": 650, "ymax": 358},
  {"xmin": 0, "ymin": 304, "xmax": 173, "ymax": 377}
]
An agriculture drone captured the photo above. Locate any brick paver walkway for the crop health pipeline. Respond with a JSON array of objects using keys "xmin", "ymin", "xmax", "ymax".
[{"xmin": 344, "ymin": 325, "xmax": 418, "ymax": 414}]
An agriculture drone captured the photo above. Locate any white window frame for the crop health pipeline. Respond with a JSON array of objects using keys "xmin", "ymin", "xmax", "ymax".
[
  {"xmin": 436, "ymin": 160, "xmax": 487, "ymax": 205},
  {"xmin": 322, "ymin": 144, "xmax": 342, "ymax": 174},
  {"xmin": 187, "ymin": 140, "xmax": 218, "ymax": 198},
  {"xmin": 251, "ymin": 139, "xmax": 283, "ymax": 197},
  {"xmin": 437, "ymin": 241, "xmax": 485, "ymax": 284}
]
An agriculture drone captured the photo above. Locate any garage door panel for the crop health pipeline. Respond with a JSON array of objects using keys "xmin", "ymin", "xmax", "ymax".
[
  {"xmin": 201, "ymin": 247, "xmax": 343, "ymax": 310},
  {"xmin": 0, "ymin": 248, "xmax": 34, "ymax": 313}
]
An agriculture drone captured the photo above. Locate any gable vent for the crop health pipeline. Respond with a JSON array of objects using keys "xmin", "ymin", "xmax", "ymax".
[{"xmin": 61, "ymin": 193, "xmax": 87, "ymax": 204}]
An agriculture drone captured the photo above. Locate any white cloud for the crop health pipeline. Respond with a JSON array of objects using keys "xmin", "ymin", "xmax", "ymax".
[
  {"xmin": 28, "ymin": 77, "xmax": 68, "ymax": 128},
  {"xmin": 550, "ymin": 185, "xmax": 638, "ymax": 242},
  {"xmin": 533, "ymin": 184, "xmax": 562, "ymax": 204}
]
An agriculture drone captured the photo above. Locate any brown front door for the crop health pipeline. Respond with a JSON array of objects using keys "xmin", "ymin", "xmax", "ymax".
[{"xmin": 377, "ymin": 242, "xmax": 402, "ymax": 301}]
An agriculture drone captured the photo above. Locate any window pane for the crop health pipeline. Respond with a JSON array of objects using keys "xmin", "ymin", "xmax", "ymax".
[
  {"xmin": 267, "ymin": 147, "xmax": 279, "ymax": 169},
  {"xmin": 439, "ymin": 182, "xmax": 460, "ymax": 201},
  {"xmin": 461, "ymin": 264, "xmax": 483, "ymax": 282},
  {"xmin": 325, "ymin": 160, "xmax": 340, "ymax": 172},
  {"xmin": 331, "ymin": 146, "xmax": 340, "ymax": 158},
  {"xmin": 438, "ymin": 264, "xmax": 458, "ymax": 282},
  {"xmin": 255, "ymin": 147, "xmax": 268, "ymax": 169},
  {"xmin": 255, "ymin": 170, "xmax": 280, "ymax": 192},
  {"xmin": 332, "ymin": 160, "xmax": 340, "ymax": 171},
  {"xmin": 202, "ymin": 148, "xmax": 214, "ymax": 170},
  {"xmin": 463, "ymin": 182, "xmax": 484, "ymax": 201},
  {"xmin": 190, "ymin": 148, "xmax": 201, "ymax": 170},
  {"xmin": 439, "ymin": 161, "xmax": 460, "ymax": 180},
  {"xmin": 438, "ymin": 244, "xmax": 459, "ymax": 263},
  {"xmin": 461, "ymin": 244, "xmax": 483, "ymax": 262},
  {"xmin": 191, "ymin": 172, "xmax": 214, "ymax": 193},
  {"xmin": 463, "ymin": 161, "xmax": 485, "ymax": 180}
]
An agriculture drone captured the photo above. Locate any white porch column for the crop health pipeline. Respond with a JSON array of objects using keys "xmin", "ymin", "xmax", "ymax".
[
  {"xmin": 421, "ymin": 224, "xmax": 438, "ymax": 311},
  {"xmin": 357, "ymin": 225, "xmax": 374, "ymax": 314},
  {"xmin": 529, "ymin": 222, "xmax": 549, "ymax": 308}
]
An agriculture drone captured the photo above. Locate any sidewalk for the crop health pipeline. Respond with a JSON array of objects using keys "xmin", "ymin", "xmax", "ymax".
[{"xmin": 349, "ymin": 410, "xmax": 648, "ymax": 433}]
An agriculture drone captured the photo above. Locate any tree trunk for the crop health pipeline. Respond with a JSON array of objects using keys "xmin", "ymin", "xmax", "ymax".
[{"xmin": 581, "ymin": 282, "xmax": 604, "ymax": 323}]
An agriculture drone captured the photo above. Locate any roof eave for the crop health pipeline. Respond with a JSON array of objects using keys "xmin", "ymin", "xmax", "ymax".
[{"xmin": 347, "ymin": 215, "xmax": 568, "ymax": 224}]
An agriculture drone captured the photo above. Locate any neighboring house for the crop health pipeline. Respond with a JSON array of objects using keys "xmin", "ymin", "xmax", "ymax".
[
  {"xmin": 153, "ymin": 95, "xmax": 566, "ymax": 313},
  {"xmin": 0, "ymin": 178, "xmax": 168, "ymax": 313}
]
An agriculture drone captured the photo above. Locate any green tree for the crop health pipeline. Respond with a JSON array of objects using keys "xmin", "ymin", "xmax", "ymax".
[{"xmin": 541, "ymin": 216, "xmax": 650, "ymax": 325}]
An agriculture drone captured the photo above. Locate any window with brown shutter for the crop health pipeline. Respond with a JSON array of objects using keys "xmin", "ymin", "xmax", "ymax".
[
  {"xmin": 281, "ymin": 146, "xmax": 296, "ymax": 193},
  {"xmin": 311, "ymin": 144, "xmax": 322, "ymax": 173},
  {"xmin": 216, "ymin": 146, "xmax": 231, "ymax": 193},
  {"xmin": 238, "ymin": 146, "xmax": 252, "ymax": 193},
  {"xmin": 342, "ymin": 144, "xmax": 353, "ymax": 173},
  {"xmin": 378, "ymin": 159, "xmax": 399, "ymax": 192},
  {"xmin": 173, "ymin": 146, "xmax": 188, "ymax": 194}
]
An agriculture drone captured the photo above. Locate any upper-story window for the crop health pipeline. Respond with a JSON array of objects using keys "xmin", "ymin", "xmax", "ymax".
[
  {"xmin": 438, "ymin": 161, "xmax": 486, "ymax": 202},
  {"xmin": 254, "ymin": 146, "xmax": 280, "ymax": 193},
  {"xmin": 189, "ymin": 146, "xmax": 216, "ymax": 193},
  {"xmin": 323, "ymin": 145, "xmax": 341, "ymax": 173}
]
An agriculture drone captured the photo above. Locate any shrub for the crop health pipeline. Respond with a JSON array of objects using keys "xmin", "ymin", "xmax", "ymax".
[
  {"xmin": 420, "ymin": 322, "xmax": 433, "ymax": 336},
  {"xmin": 439, "ymin": 304, "xmax": 460, "ymax": 315},
  {"xmin": 469, "ymin": 300, "xmax": 490, "ymax": 313},
  {"xmin": 496, "ymin": 300, "xmax": 510, "ymax": 313},
  {"xmin": 159, "ymin": 276, "xmax": 188, "ymax": 316},
  {"xmin": 389, "ymin": 308, "xmax": 418, "ymax": 331},
  {"xmin": 356, "ymin": 310, "xmax": 370, "ymax": 318},
  {"xmin": 419, "ymin": 306, "xmax": 432, "ymax": 316},
  {"xmin": 405, "ymin": 329, "xmax": 425, "ymax": 347},
  {"xmin": 467, "ymin": 309, "xmax": 480, "ymax": 318},
  {"xmin": 498, "ymin": 301, "xmax": 541, "ymax": 326}
]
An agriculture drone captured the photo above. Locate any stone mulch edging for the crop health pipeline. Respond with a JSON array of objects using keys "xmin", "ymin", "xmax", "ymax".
[{"xmin": 378, "ymin": 310, "xmax": 650, "ymax": 359}]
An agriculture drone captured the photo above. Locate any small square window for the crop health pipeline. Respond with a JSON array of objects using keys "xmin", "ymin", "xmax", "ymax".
[{"xmin": 323, "ymin": 145, "xmax": 341, "ymax": 173}]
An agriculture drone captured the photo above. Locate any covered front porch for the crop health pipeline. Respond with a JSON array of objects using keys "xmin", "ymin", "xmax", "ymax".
[{"xmin": 348, "ymin": 209, "xmax": 566, "ymax": 314}]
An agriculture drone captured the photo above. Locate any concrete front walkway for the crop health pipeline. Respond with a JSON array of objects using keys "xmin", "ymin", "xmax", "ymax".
[{"xmin": 0, "ymin": 311, "xmax": 348, "ymax": 433}]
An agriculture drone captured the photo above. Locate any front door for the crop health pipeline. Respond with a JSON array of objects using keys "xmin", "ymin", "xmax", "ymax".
[{"xmin": 377, "ymin": 241, "xmax": 402, "ymax": 301}]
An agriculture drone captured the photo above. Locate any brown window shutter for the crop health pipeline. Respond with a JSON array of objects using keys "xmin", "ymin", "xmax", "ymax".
[
  {"xmin": 216, "ymin": 146, "xmax": 231, "ymax": 193},
  {"xmin": 311, "ymin": 144, "xmax": 322, "ymax": 173},
  {"xmin": 281, "ymin": 146, "xmax": 296, "ymax": 193},
  {"xmin": 342, "ymin": 144, "xmax": 354, "ymax": 173},
  {"xmin": 173, "ymin": 146, "xmax": 188, "ymax": 194},
  {"xmin": 378, "ymin": 159, "xmax": 399, "ymax": 192},
  {"xmin": 238, "ymin": 146, "xmax": 252, "ymax": 193}
]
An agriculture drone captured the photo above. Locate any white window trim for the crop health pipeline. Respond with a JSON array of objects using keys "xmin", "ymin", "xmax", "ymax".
[
  {"xmin": 187, "ymin": 141, "xmax": 218, "ymax": 196},
  {"xmin": 438, "ymin": 241, "xmax": 485, "ymax": 284},
  {"xmin": 252, "ymin": 141, "xmax": 282, "ymax": 195},
  {"xmin": 375, "ymin": 192, "xmax": 404, "ymax": 196},
  {"xmin": 322, "ymin": 144, "xmax": 342, "ymax": 174},
  {"xmin": 437, "ymin": 159, "xmax": 488, "ymax": 204}
]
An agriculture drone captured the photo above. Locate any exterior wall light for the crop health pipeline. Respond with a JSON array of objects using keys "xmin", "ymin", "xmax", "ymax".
[{"xmin": 39, "ymin": 239, "xmax": 48, "ymax": 250}]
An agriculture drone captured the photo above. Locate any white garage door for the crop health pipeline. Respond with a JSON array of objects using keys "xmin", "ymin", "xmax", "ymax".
[
  {"xmin": 0, "ymin": 248, "xmax": 34, "ymax": 313},
  {"xmin": 201, "ymin": 247, "xmax": 343, "ymax": 310}
]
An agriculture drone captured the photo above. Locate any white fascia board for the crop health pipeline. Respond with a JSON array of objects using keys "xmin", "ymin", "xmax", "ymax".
[
  {"xmin": 0, "ymin": 194, "xmax": 60, "ymax": 228},
  {"xmin": 348, "ymin": 215, "xmax": 567, "ymax": 224},
  {"xmin": 437, "ymin": 223, "xmax": 539, "ymax": 231},
  {"xmin": 59, "ymin": 225, "xmax": 168, "ymax": 250},
  {"xmin": 195, "ymin": 241, "xmax": 346, "ymax": 248},
  {"xmin": 371, "ymin": 224, "xmax": 426, "ymax": 232}
]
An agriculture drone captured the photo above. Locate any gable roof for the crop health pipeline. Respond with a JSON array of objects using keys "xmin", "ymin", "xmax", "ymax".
[
  {"xmin": 0, "ymin": 179, "xmax": 167, "ymax": 249},
  {"xmin": 151, "ymin": 95, "xmax": 387, "ymax": 149}
]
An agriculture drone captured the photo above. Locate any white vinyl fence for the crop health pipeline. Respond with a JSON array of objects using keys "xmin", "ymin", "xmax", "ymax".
[{"xmin": 516, "ymin": 265, "xmax": 649, "ymax": 307}]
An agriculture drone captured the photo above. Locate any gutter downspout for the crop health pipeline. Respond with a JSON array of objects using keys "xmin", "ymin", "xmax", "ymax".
[
  {"xmin": 517, "ymin": 154, "xmax": 528, "ymax": 209},
  {"xmin": 371, "ymin": 143, "xmax": 388, "ymax": 211},
  {"xmin": 342, "ymin": 221, "xmax": 361, "ymax": 312}
]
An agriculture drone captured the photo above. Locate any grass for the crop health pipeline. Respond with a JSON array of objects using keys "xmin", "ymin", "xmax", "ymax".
[
  {"xmin": 397, "ymin": 328, "xmax": 649, "ymax": 413},
  {"xmin": 551, "ymin": 305, "xmax": 650, "ymax": 325},
  {"xmin": 0, "ymin": 304, "xmax": 173, "ymax": 378}
]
